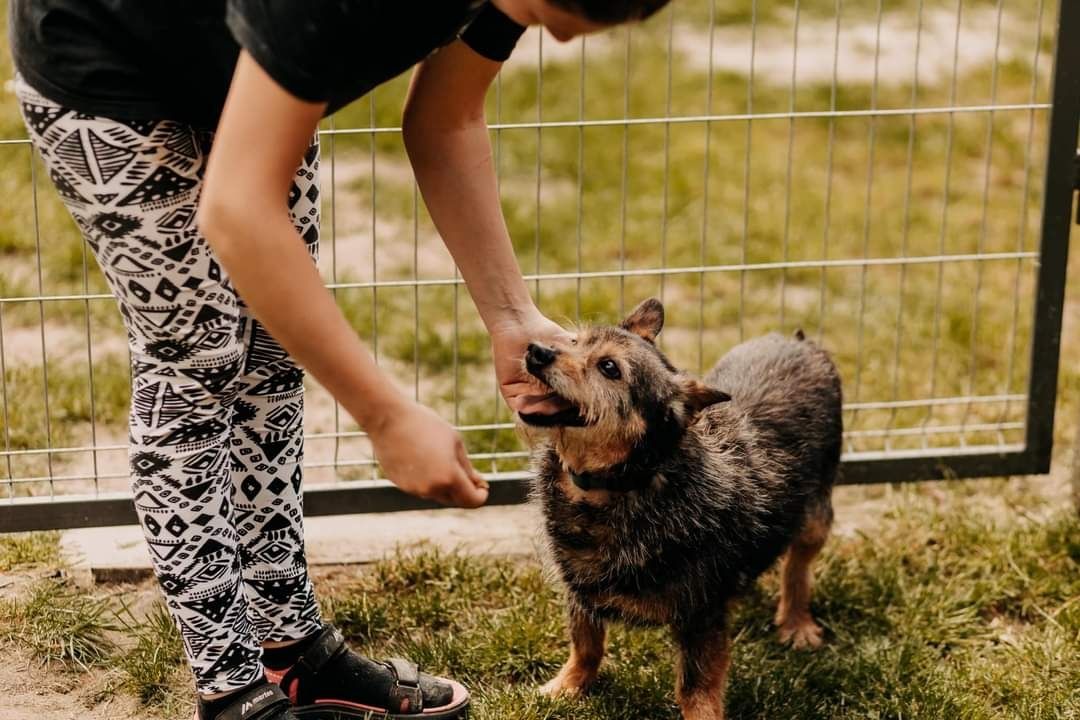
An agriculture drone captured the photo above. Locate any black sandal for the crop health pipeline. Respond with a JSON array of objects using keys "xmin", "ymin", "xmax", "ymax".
[
  {"xmin": 204, "ymin": 681, "xmax": 297, "ymax": 720},
  {"xmin": 266, "ymin": 626, "xmax": 470, "ymax": 719}
]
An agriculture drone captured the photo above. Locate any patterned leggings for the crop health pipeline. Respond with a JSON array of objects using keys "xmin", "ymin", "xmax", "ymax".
[{"xmin": 16, "ymin": 78, "xmax": 324, "ymax": 694}]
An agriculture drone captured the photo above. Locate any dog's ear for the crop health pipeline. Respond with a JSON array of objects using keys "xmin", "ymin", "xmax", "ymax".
[
  {"xmin": 683, "ymin": 379, "xmax": 732, "ymax": 414},
  {"xmin": 620, "ymin": 297, "xmax": 665, "ymax": 342}
]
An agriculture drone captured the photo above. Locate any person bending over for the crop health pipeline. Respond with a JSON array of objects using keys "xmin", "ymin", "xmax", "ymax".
[{"xmin": 9, "ymin": 0, "xmax": 668, "ymax": 718}]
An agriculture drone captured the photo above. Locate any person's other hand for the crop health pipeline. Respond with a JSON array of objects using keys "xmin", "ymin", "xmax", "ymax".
[
  {"xmin": 489, "ymin": 308, "xmax": 575, "ymax": 415},
  {"xmin": 368, "ymin": 399, "xmax": 489, "ymax": 507}
]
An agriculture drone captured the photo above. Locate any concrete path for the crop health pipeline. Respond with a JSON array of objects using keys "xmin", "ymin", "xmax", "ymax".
[{"xmin": 62, "ymin": 504, "xmax": 543, "ymax": 584}]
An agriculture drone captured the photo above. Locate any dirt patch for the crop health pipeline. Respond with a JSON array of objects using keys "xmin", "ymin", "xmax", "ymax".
[
  {"xmin": 680, "ymin": 7, "xmax": 1044, "ymax": 87},
  {"xmin": 0, "ymin": 658, "xmax": 144, "ymax": 720},
  {"xmin": 0, "ymin": 323, "xmax": 127, "ymax": 368}
]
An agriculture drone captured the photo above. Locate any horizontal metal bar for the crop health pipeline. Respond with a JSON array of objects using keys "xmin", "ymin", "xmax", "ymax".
[
  {"xmin": 0, "ymin": 437, "xmax": 1031, "ymax": 489},
  {"xmin": 0, "ymin": 444, "xmax": 1043, "ymax": 532},
  {"xmin": 0, "ymin": 474, "xmax": 535, "ymax": 532},
  {"xmin": 845, "ymin": 421, "xmax": 1024, "ymax": 439},
  {"xmin": 844, "ymin": 393, "xmax": 1026, "ymax": 410},
  {"xmin": 838, "ymin": 447, "xmax": 1036, "ymax": 485},
  {"xmin": 1, "ymin": 444, "xmax": 128, "ymax": 458},
  {"xmin": 321, "ymin": 252, "xmax": 1036, "ymax": 290},
  {"xmin": 0, "ymin": 395, "xmax": 1028, "ymax": 462},
  {"xmin": 842, "ymin": 443, "xmax": 1026, "ymax": 464},
  {"xmin": 0, "ymin": 291, "xmax": 115, "ymax": 304},
  {"xmin": 0, "ymin": 423, "xmax": 521, "ymax": 458},
  {"xmin": 305, "ymin": 450, "xmax": 532, "ymax": 469},
  {"xmin": 0, "ymin": 103, "xmax": 1053, "ymax": 149},
  {"xmin": 0, "ymin": 251, "xmax": 1038, "ymax": 303},
  {"xmin": 312, "ymin": 103, "xmax": 1051, "ymax": 137}
]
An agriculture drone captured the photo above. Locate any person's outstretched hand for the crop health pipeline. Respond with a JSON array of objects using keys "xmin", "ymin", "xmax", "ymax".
[
  {"xmin": 489, "ymin": 308, "xmax": 575, "ymax": 415},
  {"xmin": 368, "ymin": 398, "xmax": 489, "ymax": 508}
]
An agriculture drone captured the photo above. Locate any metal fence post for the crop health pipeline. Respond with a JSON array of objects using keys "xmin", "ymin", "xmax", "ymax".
[{"xmin": 1073, "ymin": 402, "xmax": 1080, "ymax": 516}]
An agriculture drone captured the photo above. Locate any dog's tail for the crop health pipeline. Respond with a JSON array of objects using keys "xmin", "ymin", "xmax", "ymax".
[{"xmin": 794, "ymin": 328, "xmax": 806, "ymax": 341}]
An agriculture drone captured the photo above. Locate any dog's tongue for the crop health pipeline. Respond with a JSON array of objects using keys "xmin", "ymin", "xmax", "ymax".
[{"xmin": 517, "ymin": 392, "xmax": 574, "ymax": 416}]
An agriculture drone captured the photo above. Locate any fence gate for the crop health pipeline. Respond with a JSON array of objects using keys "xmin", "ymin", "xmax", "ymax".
[{"xmin": 1, "ymin": 0, "xmax": 1078, "ymax": 532}]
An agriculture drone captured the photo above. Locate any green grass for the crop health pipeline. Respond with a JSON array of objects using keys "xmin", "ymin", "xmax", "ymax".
[
  {"xmin": 0, "ymin": 578, "xmax": 117, "ymax": 670},
  {"xmin": 1, "ymin": 352, "xmax": 130, "ymax": 483},
  {"xmin": 0, "ymin": 487, "xmax": 1075, "ymax": 717},
  {"xmin": 0, "ymin": 530, "xmax": 61, "ymax": 570},
  {"xmin": 114, "ymin": 601, "xmax": 189, "ymax": 711},
  {"xmin": 314, "ymin": 496, "xmax": 1080, "ymax": 720}
]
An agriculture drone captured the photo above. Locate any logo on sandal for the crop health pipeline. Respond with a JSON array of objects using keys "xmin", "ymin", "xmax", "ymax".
[{"xmin": 240, "ymin": 689, "xmax": 275, "ymax": 715}]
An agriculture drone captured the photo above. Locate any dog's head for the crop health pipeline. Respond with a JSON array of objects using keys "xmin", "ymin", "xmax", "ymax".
[{"xmin": 519, "ymin": 298, "xmax": 731, "ymax": 473}]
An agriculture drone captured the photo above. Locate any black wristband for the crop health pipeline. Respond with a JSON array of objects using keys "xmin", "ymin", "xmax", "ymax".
[{"xmin": 460, "ymin": 2, "xmax": 527, "ymax": 61}]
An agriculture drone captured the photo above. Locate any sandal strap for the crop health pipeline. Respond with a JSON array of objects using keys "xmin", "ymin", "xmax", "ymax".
[
  {"xmin": 277, "ymin": 626, "xmax": 430, "ymax": 714},
  {"xmin": 385, "ymin": 657, "xmax": 424, "ymax": 713},
  {"xmin": 295, "ymin": 626, "xmax": 347, "ymax": 676},
  {"xmin": 217, "ymin": 683, "xmax": 291, "ymax": 720},
  {"xmin": 279, "ymin": 626, "xmax": 348, "ymax": 704}
]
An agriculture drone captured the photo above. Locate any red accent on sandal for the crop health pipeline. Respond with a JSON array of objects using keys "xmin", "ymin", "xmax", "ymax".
[
  {"xmin": 264, "ymin": 666, "xmax": 299, "ymax": 705},
  {"xmin": 270, "ymin": 665, "xmax": 469, "ymax": 716}
]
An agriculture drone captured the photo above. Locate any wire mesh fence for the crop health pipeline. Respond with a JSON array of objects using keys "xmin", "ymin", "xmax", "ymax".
[{"xmin": 0, "ymin": 0, "xmax": 1075, "ymax": 527}]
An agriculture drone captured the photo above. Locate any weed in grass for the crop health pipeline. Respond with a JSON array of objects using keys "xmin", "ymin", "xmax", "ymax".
[
  {"xmin": 0, "ymin": 578, "xmax": 116, "ymax": 670},
  {"xmin": 114, "ymin": 601, "xmax": 188, "ymax": 708},
  {"xmin": 0, "ymin": 530, "xmax": 61, "ymax": 570}
]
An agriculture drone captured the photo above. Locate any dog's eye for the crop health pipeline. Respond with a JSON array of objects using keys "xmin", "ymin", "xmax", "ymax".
[{"xmin": 597, "ymin": 358, "xmax": 621, "ymax": 380}]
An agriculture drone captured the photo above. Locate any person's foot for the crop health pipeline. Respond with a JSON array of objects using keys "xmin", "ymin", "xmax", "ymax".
[
  {"xmin": 263, "ymin": 626, "xmax": 470, "ymax": 719},
  {"xmin": 197, "ymin": 679, "xmax": 297, "ymax": 720}
]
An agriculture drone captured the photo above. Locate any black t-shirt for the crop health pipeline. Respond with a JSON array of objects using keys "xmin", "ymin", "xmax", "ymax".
[{"xmin": 9, "ymin": 0, "xmax": 526, "ymax": 129}]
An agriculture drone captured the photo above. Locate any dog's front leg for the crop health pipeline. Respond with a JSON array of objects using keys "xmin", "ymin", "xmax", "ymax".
[
  {"xmin": 540, "ymin": 601, "xmax": 606, "ymax": 698},
  {"xmin": 674, "ymin": 622, "xmax": 731, "ymax": 720}
]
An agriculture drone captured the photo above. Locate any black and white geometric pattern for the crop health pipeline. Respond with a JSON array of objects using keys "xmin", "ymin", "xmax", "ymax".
[{"xmin": 16, "ymin": 77, "xmax": 324, "ymax": 695}]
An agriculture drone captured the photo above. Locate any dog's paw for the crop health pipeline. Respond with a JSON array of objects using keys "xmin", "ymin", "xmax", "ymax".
[
  {"xmin": 539, "ymin": 676, "xmax": 586, "ymax": 699},
  {"xmin": 777, "ymin": 617, "xmax": 824, "ymax": 650}
]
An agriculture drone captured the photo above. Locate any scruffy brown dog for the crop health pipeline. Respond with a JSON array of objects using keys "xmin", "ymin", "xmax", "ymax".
[{"xmin": 518, "ymin": 298, "xmax": 842, "ymax": 720}]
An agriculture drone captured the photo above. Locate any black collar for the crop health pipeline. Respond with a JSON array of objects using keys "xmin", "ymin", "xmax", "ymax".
[
  {"xmin": 561, "ymin": 410, "xmax": 685, "ymax": 493},
  {"xmin": 568, "ymin": 467, "xmax": 656, "ymax": 492}
]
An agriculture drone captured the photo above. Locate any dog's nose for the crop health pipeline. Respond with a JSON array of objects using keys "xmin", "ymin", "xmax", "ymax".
[{"xmin": 526, "ymin": 343, "xmax": 558, "ymax": 370}]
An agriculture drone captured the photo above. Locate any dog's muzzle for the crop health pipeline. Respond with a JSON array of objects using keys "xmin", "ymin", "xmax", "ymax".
[
  {"xmin": 520, "ymin": 344, "xmax": 588, "ymax": 427},
  {"xmin": 526, "ymin": 343, "xmax": 558, "ymax": 376}
]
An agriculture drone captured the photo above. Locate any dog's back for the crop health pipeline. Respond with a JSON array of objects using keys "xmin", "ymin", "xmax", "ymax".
[
  {"xmin": 704, "ymin": 330, "xmax": 842, "ymax": 495},
  {"xmin": 673, "ymin": 331, "xmax": 842, "ymax": 588}
]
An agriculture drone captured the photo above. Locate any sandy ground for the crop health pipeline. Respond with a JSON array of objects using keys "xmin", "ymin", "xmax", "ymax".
[
  {"xmin": 679, "ymin": 7, "xmax": 1044, "ymax": 87},
  {"xmin": 0, "ymin": 658, "xmax": 143, "ymax": 720}
]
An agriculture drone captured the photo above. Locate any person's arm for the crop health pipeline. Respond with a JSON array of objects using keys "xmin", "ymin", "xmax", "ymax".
[
  {"xmin": 403, "ymin": 39, "xmax": 571, "ymax": 415},
  {"xmin": 197, "ymin": 51, "xmax": 487, "ymax": 508}
]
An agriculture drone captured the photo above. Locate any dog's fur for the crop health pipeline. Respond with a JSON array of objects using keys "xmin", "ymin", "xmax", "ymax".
[{"xmin": 519, "ymin": 298, "xmax": 842, "ymax": 720}]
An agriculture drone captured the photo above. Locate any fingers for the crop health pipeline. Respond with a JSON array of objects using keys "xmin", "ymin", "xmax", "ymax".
[
  {"xmin": 516, "ymin": 394, "xmax": 573, "ymax": 416},
  {"xmin": 450, "ymin": 447, "xmax": 487, "ymax": 509},
  {"xmin": 502, "ymin": 373, "xmax": 562, "ymax": 413},
  {"xmin": 457, "ymin": 440, "xmax": 489, "ymax": 491},
  {"xmin": 429, "ymin": 440, "xmax": 488, "ymax": 509}
]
